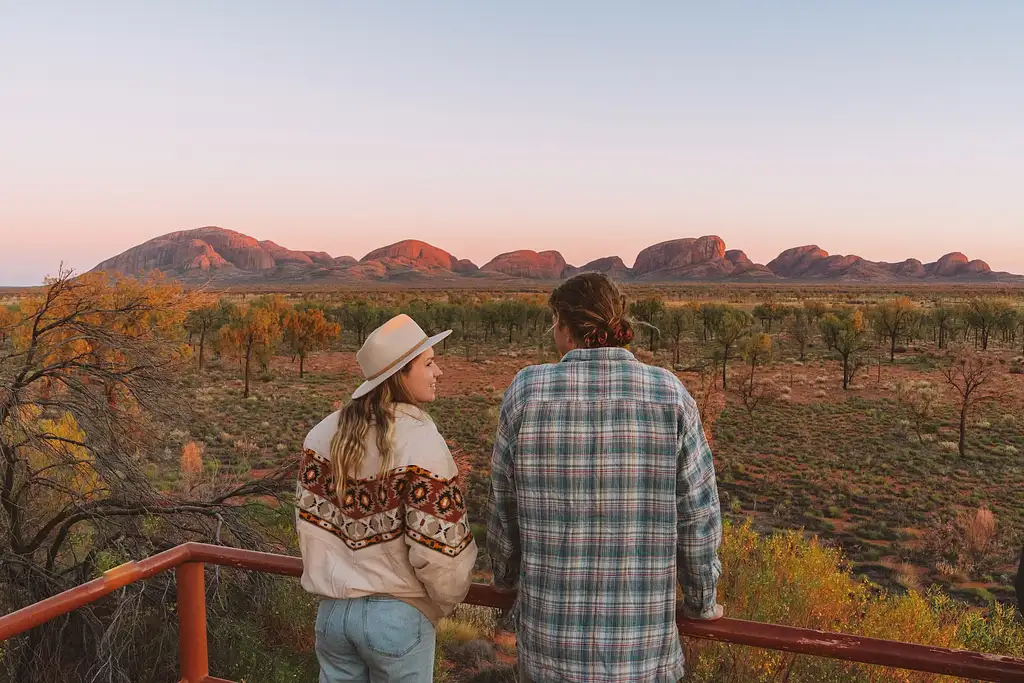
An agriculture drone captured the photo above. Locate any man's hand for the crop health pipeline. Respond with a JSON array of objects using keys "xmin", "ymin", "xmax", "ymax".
[{"xmin": 679, "ymin": 602, "xmax": 725, "ymax": 621}]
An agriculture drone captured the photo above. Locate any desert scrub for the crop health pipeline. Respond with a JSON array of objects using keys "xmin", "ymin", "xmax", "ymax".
[{"xmin": 682, "ymin": 521, "xmax": 1024, "ymax": 683}]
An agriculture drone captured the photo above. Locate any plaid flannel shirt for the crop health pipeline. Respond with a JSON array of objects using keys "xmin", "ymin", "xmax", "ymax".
[{"xmin": 486, "ymin": 347, "xmax": 722, "ymax": 683}]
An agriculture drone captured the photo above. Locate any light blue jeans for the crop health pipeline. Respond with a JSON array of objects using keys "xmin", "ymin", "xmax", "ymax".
[{"xmin": 315, "ymin": 596, "xmax": 436, "ymax": 683}]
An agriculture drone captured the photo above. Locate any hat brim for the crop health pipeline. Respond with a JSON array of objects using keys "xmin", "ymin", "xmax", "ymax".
[{"xmin": 351, "ymin": 329, "xmax": 453, "ymax": 400}]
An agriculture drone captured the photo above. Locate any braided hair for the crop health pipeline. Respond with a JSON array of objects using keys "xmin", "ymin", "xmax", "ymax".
[{"xmin": 549, "ymin": 273, "xmax": 634, "ymax": 349}]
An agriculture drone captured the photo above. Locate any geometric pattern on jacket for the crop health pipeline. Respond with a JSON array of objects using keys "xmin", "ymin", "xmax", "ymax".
[{"xmin": 297, "ymin": 448, "xmax": 472, "ymax": 557}]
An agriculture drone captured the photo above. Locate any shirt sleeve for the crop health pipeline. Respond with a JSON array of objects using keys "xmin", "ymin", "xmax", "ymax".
[
  {"xmin": 486, "ymin": 376, "xmax": 523, "ymax": 592},
  {"xmin": 402, "ymin": 424, "xmax": 478, "ymax": 617},
  {"xmin": 676, "ymin": 395, "xmax": 723, "ymax": 618}
]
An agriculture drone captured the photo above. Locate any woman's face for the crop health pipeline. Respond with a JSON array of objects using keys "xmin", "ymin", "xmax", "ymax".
[{"xmin": 403, "ymin": 347, "xmax": 443, "ymax": 403}]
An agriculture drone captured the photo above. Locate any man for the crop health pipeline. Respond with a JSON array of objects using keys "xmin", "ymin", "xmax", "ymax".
[{"xmin": 487, "ymin": 273, "xmax": 724, "ymax": 683}]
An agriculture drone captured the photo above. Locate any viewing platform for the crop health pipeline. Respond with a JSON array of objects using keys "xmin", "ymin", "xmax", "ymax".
[{"xmin": 1, "ymin": 542, "xmax": 1023, "ymax": 682}]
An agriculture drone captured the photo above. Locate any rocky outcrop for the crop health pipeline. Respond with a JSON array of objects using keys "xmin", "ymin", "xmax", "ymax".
[
  {"xmin": 766, "ymin": 246, "xmax": 997, "ymax": 281},
  {"xmin": 481, "ymin": 250, "xmax": 568, "ymax": 279},
  {"xmin": 259, "ymin": 240, "xmax": 314, "ymax": 266},
  {"xmin": 926, "ymin": 252, "xmax": 992, "ymax": 277},
  {"xmin": 633, "ymin": 236, "xmax": 727, "ymax": 276},
  {"xmin": 928, "ymin": 252, "xmax": 969, "ymax": 277},
  {"xmin": 894, "ymin": 258, "xmax": 926, "ymax": 278},
  {"xmin": 723, "ymin": 250, "xmax": 776, "ymax": 279},
  {"xmin": 573, "ymin": 256, "xmax": 631, "ymax": 278},
  {"xmin": 360, "ymin": 239, "xmax": 472, "ymax": 272},
  {"xmin": 963, "ymin": 259, "xmax": 992, "ymax": 275},
  {"xmin": 302, "ymin": 251, "xmax": 336, "ymax": 267},
  {"xmin": 92, "ymin": 227, "xmax": 1016, "ymax": 284},
  {"xmin": 766, "ymin": 246, "xmax": 830, "ymax": 278},
  {"xmin": 92, "ymin": 227, "xmax": 279, "ymax": 275}
]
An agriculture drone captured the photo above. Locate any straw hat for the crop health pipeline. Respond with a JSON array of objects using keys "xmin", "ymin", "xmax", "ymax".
[{"xmin": 351, "ymin": 314, "xmax": 452, "ymax": 399}]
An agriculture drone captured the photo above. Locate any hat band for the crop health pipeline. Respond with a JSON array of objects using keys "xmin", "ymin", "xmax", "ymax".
[{"xmin": 365, "ymin": 335, "xmax": 429, "ymax": 381}]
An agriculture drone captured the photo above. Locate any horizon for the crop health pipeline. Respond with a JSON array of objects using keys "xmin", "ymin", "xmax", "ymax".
[{"xmin": 3, "ymin": 3, "xmax": 1023, "ymax": 286}]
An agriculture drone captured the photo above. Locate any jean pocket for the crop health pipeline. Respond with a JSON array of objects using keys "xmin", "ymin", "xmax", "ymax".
[
  {"xmin": 364, "ymin": 598, "xmax": 423, "ymax": 658},
  {"xmin": 315, "ymin": 599, "xmax": 340, "ymax": 637}
]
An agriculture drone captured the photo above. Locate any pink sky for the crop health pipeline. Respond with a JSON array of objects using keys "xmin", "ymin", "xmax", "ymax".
[{"xmin": 2, "ymin": 3, "xmax": 1022, "ymax": 285}]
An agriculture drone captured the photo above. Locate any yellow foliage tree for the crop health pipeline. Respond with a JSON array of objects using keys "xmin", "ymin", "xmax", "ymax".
[
  {"xmin": 282, "ymin": 308, "xmax": 341, "ymax": 377},
  {"xmin": 220, "ymin": 305, "xmax": 281, "ymax": 398},
  {"xmin": 820, "ymin": 308, "xmax": 874, "ymax": 389},
  {"xmin": 742, "ymin": 332, "xmax": 773, "ymax": 387},
  {"xmin": 0, "ymin": 267, "xmax": 291, "ymax": 682}
]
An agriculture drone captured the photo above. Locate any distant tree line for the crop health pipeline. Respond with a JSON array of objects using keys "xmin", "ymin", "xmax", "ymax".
[
  {"xmin": 181, "ymin": 293, "xmax": 1024, "ymax": 393},
  {"xmin": 177, "ymin": 291, "xmax": 1022, "ymax": 460}
]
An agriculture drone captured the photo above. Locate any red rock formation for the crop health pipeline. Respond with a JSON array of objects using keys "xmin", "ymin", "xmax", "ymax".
[
  {"xmin": 302, "ymin": 251, "xmax": 336, "ymax": 267},
  {"xmin": 259, "ymin": 240, "xmax": 314, "ymax": 266},
  {"xmin": 632, "ymin": 236, "xmax": 727, "ymax": 276},
  {"xmin": 766, "ymin": 246, "xmax": 830, "ymax": 278},
  {"xmin": 574, "ymin": 256, "xmax": 631, "ymax": 278},
  {"xmin": 894, "ymin": 258, "xmax": 926, "ymax": 278},
  {"xmin": 481, "ymin": 250, "xmax": 568, "ymax": 279},
  {"xmin": 91, "ymin": 227, "xmax": 1014, "ymax": 283},
  {"xmin": 722, "ymin": 250, "xmax": 776, "ymax": 278},
  {"xmin": 929, "ymin": 252, "xmax": 970, "ymax": 277},
  {"xmin": 360, "ymin": 239, "xmax": 475, "ymax": 273},
  {"xmin": 92, "ymin": 227, "xmax": 281, "ymax": 275},
  {"xmin": 964, "ymin": 259, "xmax": 992, "ymax": 274}
]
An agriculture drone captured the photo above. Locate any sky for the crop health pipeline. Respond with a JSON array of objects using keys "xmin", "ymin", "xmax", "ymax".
[{"xmin": 2, "ymin": 1, "xmax": 1023, "ymax": 286}]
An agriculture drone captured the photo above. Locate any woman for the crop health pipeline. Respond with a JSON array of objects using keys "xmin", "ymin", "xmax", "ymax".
[{"xmin": 296, "ymin": 313, "xmax": 478, "ymax": 682}]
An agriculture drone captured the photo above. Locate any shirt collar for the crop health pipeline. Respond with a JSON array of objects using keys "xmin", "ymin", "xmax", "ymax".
[
  {"xmin": 395, "ymin": 402, "xmax": 428, "ymax": 421},
  {"xmin": 560, "ymin": 347, "xmax": 637, "ymax": 364}
]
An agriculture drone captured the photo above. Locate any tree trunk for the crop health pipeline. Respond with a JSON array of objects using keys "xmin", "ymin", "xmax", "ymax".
[
  {"xmin": 721, "ymin": 347, "xmax": 729, "ymax": 390},
  {"xmin": 243, "ymin": 347, "xmax": 252, "ymax": 398},
  {"xmin": 842, "ymin": 354, "xmax": 850, "ymax": 390},
  {"xmin": 299, "ymin": 354, "xmax": 305, "ymax": 378},
  {"xmin": 198, "ymin": 328, "xmax": 206, "ymax": 372},
  {"xmin": 958, "ymin": 401, "xmax": 968, "ymax": 458},
  {"xmin": 890, "ymin": 331, "xmax": 897, "ymax": 363}
]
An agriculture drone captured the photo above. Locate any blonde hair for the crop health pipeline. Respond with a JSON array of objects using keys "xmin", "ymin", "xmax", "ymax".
[{"xmin": 330, "ymin": 368, "xmax": 419, "ymax": 494}]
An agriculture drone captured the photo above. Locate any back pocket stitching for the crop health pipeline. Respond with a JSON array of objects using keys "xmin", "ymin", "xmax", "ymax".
[{"xmin": 363, "ymin": 599, "xmax": 422, "ymax": 658}]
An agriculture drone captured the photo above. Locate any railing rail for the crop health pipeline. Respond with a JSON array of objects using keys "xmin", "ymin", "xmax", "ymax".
[{"xmin": 1, "ymin": 542, "xmax": 1023, "ymax": 682}]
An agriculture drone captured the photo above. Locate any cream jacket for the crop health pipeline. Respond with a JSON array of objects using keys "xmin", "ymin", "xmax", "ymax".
[{"xmin": 295, "ymin": 404, "xmax": 478, "ymax": 625}]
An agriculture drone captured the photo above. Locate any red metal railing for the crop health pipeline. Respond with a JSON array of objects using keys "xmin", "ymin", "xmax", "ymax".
[{"xmin": 1, "ymin": 542, "xmax": 1023, "ymax": 682}]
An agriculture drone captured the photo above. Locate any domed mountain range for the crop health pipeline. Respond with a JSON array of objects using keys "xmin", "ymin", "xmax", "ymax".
[{"xmin": 90, "ymin": 227, "xmax": 1022, "ymax": 284}]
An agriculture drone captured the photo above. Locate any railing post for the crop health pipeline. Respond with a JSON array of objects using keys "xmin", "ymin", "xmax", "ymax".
[{"xmin": 177, "ymin": 562, "xmax": 209, "ymax": 683}]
